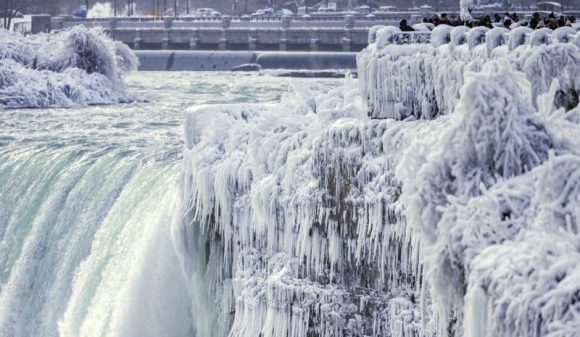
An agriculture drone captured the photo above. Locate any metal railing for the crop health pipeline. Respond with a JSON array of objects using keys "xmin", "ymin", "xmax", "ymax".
[
  {"xmin": 393, "ymin": 32, "xmax": 431, "ymax": 44},
  {"xmin": 389, "ymin": 29, "xmax": 578, "ymax": 47}
]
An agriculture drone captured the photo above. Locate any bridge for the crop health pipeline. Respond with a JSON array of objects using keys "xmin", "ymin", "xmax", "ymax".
[
  {"xmin": 32, "ymin": 4, "xmax": 580, "ymax": 52},
  {"xmin": 51, "ymin": 15, "xmax": 392, "ymax": 52}
]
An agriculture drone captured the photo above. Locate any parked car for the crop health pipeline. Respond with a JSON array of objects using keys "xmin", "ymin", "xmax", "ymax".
[
  {"xmin": 73, "ymin": 5, "xmax": 87, "ymax": 18},
  {"xmin": 251, "ymin": 8, "xmax": 274, "ymax": 17},
  {"xmin": 318, "ymin": 2, "xmax": 337, "ymax": 12},
  {"xmin": 251, "ymin": 8, "xmax": 292, "ymax": 18},
  {"xmin": 195, "ymin": 8, "xmax": 220, "ymax": 17}
]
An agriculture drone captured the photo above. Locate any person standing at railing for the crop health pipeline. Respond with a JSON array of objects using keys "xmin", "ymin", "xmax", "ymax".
[
  {"xmin": 530, "ymin": 12, "xmax": 540, "ymax": 29},
  {"xmin": 439, "ymin": 13, "xmax": 451, "ymax": 26},
  {"xmin": 502, "ymin": 12, "xmax": 511, "ymax": 24},
  {"xmin": 449, "ymin": 14, "xmax": 460, "ymax": 27},
  {"xmin": 536, "ymin": 20, "xmax": 545, "ymax": 29},
  {"xmin": 399, "ymin": 19, "xmax": 414, "ymax": 31},
  {"xmin": 478, "ymin": 16, "xmax": 493, "ymax": 29},
  {"xmin": 558, "ymin": 16, "xmax": 566, "ymax": 27},
  {"xmin": 503, "ymin": 19, "xmax": 512, "ymax": 30},
  {"xmin": 430, "ymin": 14, "xmax": 440, "ymax": 26}
]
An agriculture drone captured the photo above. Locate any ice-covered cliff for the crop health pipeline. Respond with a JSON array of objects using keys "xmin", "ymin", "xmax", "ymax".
[
  {"xmin": 177, "ymin": 25, "xmax": 580, "ymax": 337},
  {"xmin": 0, "ymin": 26, "xmax": 138, "ymax": 109}
]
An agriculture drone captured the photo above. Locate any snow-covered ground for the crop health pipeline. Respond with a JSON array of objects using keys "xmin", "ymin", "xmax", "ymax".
[
  {"xmin": 0, "ymin": 26, "xmax": 138, "ymax": 109},
  {"xmin": 178, "ymin": 24, "xmax": 580, "ymax": 337}
]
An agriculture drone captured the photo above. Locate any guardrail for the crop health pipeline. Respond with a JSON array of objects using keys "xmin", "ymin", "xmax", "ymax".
[
  {"xmin": 393, "ymin": 31, "xmax": 431, "ymax": 44},
  {"xmin": 382, "ymin": 26, "xmax": 579, "ymax": 48}
]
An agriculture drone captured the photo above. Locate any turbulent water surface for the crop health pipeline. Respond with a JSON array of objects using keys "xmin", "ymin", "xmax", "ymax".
[{"xmin": 0, "ymin": 72, "xmax": 342, "ymax": 337}]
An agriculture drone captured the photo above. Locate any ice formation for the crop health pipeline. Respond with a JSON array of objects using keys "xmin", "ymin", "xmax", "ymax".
[
  {"xmin": 0, "ymin": 26, "xmax": 138, "ymax": 109},
  {"xmin": 357, "ymin": 25, "xmax": 580, "ymax": 119},
  {"xmin": 177, "ymin": 24, "xmax": 580, "ymax": 337}
]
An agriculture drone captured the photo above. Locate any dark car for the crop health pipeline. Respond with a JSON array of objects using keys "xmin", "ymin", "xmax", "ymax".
[{"xmin": 73, "ymin": 9, "xmax": 87, "ymax": 18}]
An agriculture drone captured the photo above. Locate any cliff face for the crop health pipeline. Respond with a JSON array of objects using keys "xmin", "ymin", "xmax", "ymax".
[
  {"xmin": 176, "ymin": 87, "xmax": 434, "ymax": 336},
  {"xmin": 177, "ymin": 25, "xmax": 580, "ymax": 337}
]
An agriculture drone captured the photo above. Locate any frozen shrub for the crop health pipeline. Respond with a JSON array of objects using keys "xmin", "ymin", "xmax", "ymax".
[
  {"xmin": 0, "ymin": 30, "xmax": 37, "ymax": 66},
  {"xmin": 36, "ymin": 27, "xmax": 120, "ymax": 83},
  {"xmin": 399, "ymin": 60, "xmax": 555, "ymax": 243},
  {"xmin": 113, "ymin": 40, "xmax": 139, "ymax": 72},
  {"xmin": 524, "ymin": 44, "xmax": 580, "ymax": 110},
  {"xmin": 0, "ymin": 26, "xmax": 137, "ymax": 108}
]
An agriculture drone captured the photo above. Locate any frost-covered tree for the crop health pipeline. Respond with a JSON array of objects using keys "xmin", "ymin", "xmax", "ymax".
[
  {"xmin": 1, "ymin": 0, "xmax": 32, "ymax": 29},
  {"xmin": 22, "ymin": 0, "xmax": 61, "ymax": 14}
]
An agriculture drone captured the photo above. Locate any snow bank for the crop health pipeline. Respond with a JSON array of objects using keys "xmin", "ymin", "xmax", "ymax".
[{"xmin": 0, "ymin": 26, "xmax": 138, "ymax": 109}]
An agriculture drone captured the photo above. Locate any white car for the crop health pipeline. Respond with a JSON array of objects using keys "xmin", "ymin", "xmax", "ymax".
[{"xmin": 195, "ymin": 8, "xmax": 221, "ymax": 17}]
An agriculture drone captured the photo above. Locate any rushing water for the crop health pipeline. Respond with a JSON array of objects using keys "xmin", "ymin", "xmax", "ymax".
[{"xmin": 0, "ymin": 72, "xmax": 342, "ymax": 337}]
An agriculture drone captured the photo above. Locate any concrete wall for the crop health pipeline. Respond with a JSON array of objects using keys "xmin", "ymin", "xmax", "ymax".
[
  {"xmin": 134, "ymin": 50, "xmax": 357, "ymax": 71},
  {"xmin": 116, "ymin": 27, "xmax": 367, "ymax": 51},
  {"xmin": 58, "ymin": 16, "xmax": 379, "ymax": 51},
  {"xmin": 255, "ymin": 52, "xmax": 357, "ymax": 70}
]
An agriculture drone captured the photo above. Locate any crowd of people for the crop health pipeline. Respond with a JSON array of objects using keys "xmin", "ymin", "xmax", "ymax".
[{"xmin": 399, "ymin": 11, "xmax": 578, "ymax": 31}]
